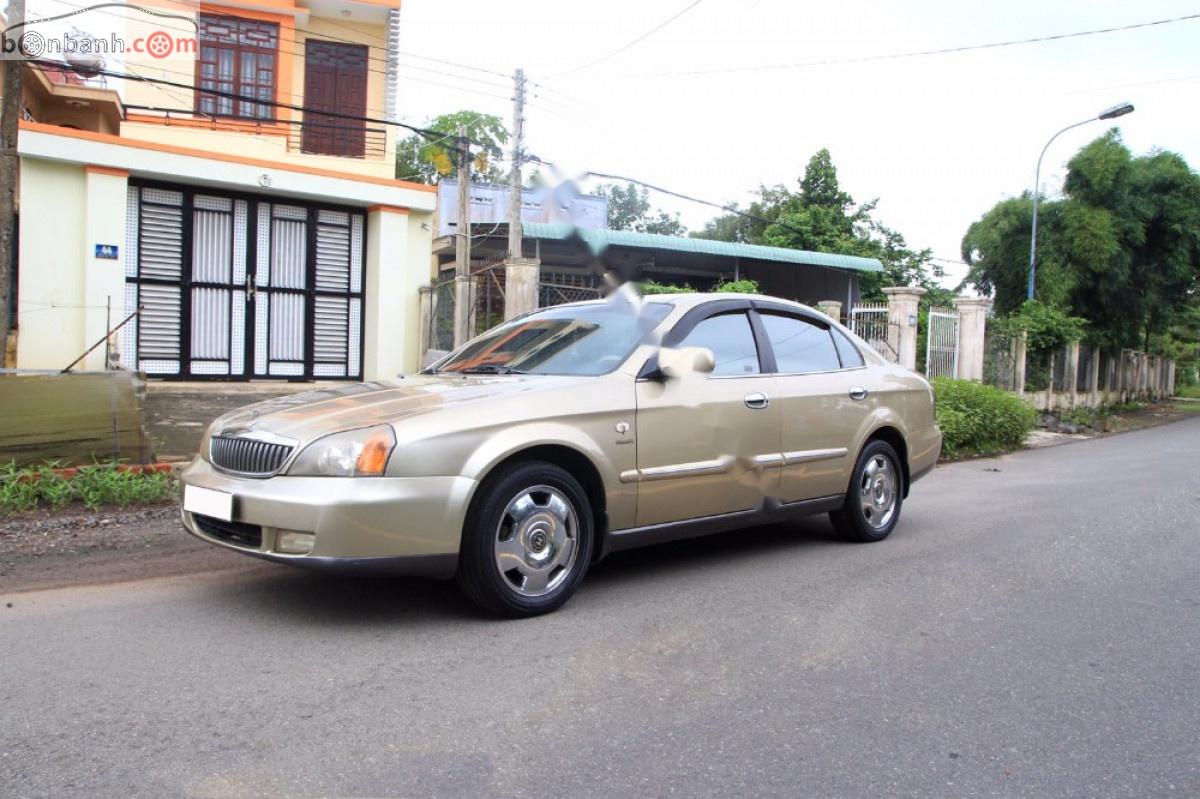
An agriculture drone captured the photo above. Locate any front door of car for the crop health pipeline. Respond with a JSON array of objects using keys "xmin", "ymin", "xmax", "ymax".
[
  {"xmin": 757, "ymin": 310, "xmax": 872, "ymax": 502},
  {"xmin": 633, "ymin": 308, "xmax": 781, "ymax": 527}
]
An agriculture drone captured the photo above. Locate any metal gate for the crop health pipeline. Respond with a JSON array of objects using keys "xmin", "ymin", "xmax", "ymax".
[
  {"xmin": 925, "ymin": 307, "xmax": 960, "ymax": 379},
  {"xmin": 539, "ymin": 271, "xmax": 602, "ymax": 308},
  {"xmin": 849, "ymin": 303, "xmax": 898, "ymax": 363},
  {"xmin": 123, "ymin": 184, "xmax": 364, "ymax": 379}
]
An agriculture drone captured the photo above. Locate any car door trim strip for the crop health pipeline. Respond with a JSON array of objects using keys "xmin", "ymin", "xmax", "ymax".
[
  {"xmin": 781, "ymin": 447, "xmax": 848, "ymax": 465},
  {"xmin": 619, "ymin": 454, "xmax": 736, "ymax": 484}
]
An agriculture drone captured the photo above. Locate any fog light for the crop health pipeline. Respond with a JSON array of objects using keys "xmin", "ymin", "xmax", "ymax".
[{"xmin": 276, "ymin": 530, "xmax": 315, "ymax": 555}]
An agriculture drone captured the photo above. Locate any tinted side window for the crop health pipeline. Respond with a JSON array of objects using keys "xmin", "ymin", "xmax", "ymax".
[
  {"xmin": 832, "ymin": 328, "xmax": 865, "ymax": 368},
  {"xmin": 761, "ymin": 313, "xmax": 840, "ymax": 373},
  {"xmin": 679, "ymin": 312, "xmax": 761, "ymax": 376}
]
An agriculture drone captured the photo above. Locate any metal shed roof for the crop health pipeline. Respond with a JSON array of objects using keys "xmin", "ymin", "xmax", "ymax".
[{"xmin": 520, "ymin": 222, "xmax": 884, "ymax": 274}]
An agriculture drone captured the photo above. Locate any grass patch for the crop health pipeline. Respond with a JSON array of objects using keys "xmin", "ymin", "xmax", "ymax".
[
  {"xmin": 1175, "ymin": 384, "xmax": 1200, "ymax": 399},
  {"xmin": 1057, "ymin": 402, "xmax": 1144, "ymax": 431},
  {"xmin": 0, "ymin": 462, "xmax": 176, "ymax": 515},
  {"xmin": 933, "ymin": 377, "xmax": 1037, "ymax": 459}
]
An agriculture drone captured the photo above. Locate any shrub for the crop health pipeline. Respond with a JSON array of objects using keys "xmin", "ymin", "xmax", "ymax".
[
  {"xmin": 637, "ymin": 280, "xmax": 695, "ymax": 295},
  {"xmin": 713, "ymin": 278, "xmax": 760, "ymax": 293},
  {"xmin": 932, "ymin": 377, "xmax": 1037, "ymax": 457}
]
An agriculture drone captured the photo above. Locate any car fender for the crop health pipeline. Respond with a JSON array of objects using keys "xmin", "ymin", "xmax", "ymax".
[
  {"xmin": 852, "ymin": 405, "xmax": 911, "ymax": 459},
  {"xmin": 457, "ymin": 420, "xmax": 635, "ymax": 530}
]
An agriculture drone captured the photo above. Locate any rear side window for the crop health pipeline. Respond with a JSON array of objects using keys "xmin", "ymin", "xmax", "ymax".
[
  {"xmin": 760, "ymin": 313, "xmax": 841, "ymax": 373},
  {"xmin": 679, "ymin": 312, "xmax": 761, "ymax": 375},
  {"xmin": 832, "ymin": 328, "xmax": 865, "ymax": 368}
]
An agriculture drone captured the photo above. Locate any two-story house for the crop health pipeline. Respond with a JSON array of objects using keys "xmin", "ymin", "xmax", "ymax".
[{"xmin": 7, "ymin": 0, "xmax": 435, "ymax": 381}]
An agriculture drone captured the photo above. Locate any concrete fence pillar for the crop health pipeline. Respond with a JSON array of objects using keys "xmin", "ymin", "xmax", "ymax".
[
  {"xmin": 883, "ymin": 286, "xmax": 926, "ymax": 372},
  {"xmin": 504, "ymin": 258, "xmax": 541, "ymax": 321},
  {"xmin": 1012, "ymin": 331, "xmax": 1028, "ymax": 395},
  {"xmin": 452, "ymin": 275, "xmax": 475, "ymax": 348},
  {"xmin": 1167, "ymin": 360, "xmax": 1176, "ymax": 397},
  {"xmin": 816, "ymin": 300, "xmax": 843, "ymax": 322},
  {"xmin": 1064, "ymin": 341, "xmax": 1081, "ymax": 408},
  {"xmin": 952, "ymin": 296, "xmax": 991, "ymax": 381},
  {"xmin": 1119, "ymin": 349, "xmax": 1132, "ymax": 402},
  {"xmin": 1088, "ymin": 348, "xmax": 1101, "ymax": 405}
]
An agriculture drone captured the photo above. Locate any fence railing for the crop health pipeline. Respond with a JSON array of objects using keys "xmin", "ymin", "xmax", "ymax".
[{"xmin": 849, "ymin": 303, "xmax": 898, "ymax": 363}]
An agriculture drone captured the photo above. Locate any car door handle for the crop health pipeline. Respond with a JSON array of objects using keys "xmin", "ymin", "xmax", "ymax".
[
  {"xmin": 849, "ymin": 386, "xmax": 869, "ymax": 401},
  {"xmin": 744, "ymin": 392, "xmax": 769, "ymax": 409}
]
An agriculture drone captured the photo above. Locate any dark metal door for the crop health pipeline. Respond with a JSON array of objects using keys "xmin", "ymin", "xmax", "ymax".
[
  {"xmin": 125, "ymin": 185, "xmax": 364, "ymax": 380},
  {"xmin": 189, "ymin": 194, "xmax": 249, "ymax": 376},
  {"xmin": 251, "ymin": 202, "xmax": 364, "ymax": 378},
  {"xmin": 124, "ymin": 186, "xmax": 249, "ymax": 377}
]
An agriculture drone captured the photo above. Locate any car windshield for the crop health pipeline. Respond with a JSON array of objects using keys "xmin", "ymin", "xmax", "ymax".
[{"xmin": 431, "ymin": 301, "xmax": 672, "ymax": 376}]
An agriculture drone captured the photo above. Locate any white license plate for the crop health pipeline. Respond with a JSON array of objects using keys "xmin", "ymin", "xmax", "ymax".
[{"xmin": 183, "ymin": 485, "xmax": 234, "ymax": 522}]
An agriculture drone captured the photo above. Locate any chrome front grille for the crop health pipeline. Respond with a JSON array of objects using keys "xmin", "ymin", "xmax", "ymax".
[{"xmin": 209, "ymin": 435, "xmax": 295, "ymax": 476}]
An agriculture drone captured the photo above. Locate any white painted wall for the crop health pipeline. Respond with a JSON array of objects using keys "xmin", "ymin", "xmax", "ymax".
[
  {"xmin": 83, "ymin": 169, "xmax": 130, "ymax": 371},
  {"xmin": 363, "ymin": 207, "xmax": 411, "ymax": 380},
  {"xmin": 17, "ymin": 160, "xmax": 88, "ymax": 369}
]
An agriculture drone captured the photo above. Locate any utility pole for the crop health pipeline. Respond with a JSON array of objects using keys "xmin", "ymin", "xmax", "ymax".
[
  {"xmin": 507, "ymin": 68, "xmax": 525, "ymax": 259},
  {"xmin": 452, "ymin": 125, "xmax": 473, "ymax": 347},
  {"xmin": 503, "ymin": 68, "xmax": 538, "ymax": 321},
  {"xmin": 0, "ymin": 0, "xmax": 27, "ymax": 360}
]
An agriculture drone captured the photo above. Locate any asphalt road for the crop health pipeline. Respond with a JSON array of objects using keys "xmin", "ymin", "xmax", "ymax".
[{"xmin": 3, "ymin": 419, "xmax": 1199, "ymax": 798}]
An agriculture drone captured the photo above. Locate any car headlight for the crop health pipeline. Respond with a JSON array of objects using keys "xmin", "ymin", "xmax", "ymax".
[{"xmin": 288, "ymin": 425, "xmax": 396, "ymax": 477}]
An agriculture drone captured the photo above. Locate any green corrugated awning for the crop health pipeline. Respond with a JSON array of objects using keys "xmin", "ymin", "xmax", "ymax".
[{"xmin": 520, "ymin": 222, "xmax": 883, "ymax": 273}]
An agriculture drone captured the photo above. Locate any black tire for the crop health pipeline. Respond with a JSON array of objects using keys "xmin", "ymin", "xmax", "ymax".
[
  {"xmin": 456, "ymin": 461, "xmax": 594, "ymax": 618},
  {"xmin": 829, "ymin": 439, "xmax": 904, "ymax": 543}
]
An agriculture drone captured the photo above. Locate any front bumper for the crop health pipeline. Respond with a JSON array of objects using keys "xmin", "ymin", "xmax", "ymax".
[{"xmin": 179, "ymin": 458, "xmax": 476, "ymax": 578}]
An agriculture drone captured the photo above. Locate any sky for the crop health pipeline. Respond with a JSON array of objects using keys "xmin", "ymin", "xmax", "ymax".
[{"xmin": 392, "ymin": 0, "xmax": 1200, "ymax": 288}]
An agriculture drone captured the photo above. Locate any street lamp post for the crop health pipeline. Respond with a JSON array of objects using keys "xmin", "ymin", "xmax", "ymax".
[{"xmin": 1026, "ymin": 102, "xmax": 1135, "ymax": 300}]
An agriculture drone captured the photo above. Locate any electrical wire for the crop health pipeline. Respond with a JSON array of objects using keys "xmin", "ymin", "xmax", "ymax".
[
  {"xmin": 30, "ymin": 0, "xmax": 511, "ymax": 96},
  {"xmin": 625, "ymin": 11, "xmax": 1200, "ymax": 79},
  {"xmin": 30, "ymin": 59, "xmax": 485, "ymax": 149},
  {"xmin": 526, "ymin": 154, "xmax": 815, "ymax": 241},
  {"xmin": 548, "ymin": 0, "xmax": 704, "ymax": 78}
]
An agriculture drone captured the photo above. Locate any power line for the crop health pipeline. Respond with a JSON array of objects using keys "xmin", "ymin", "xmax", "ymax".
[
  {"xmin": 32, "ymin": 59, "xmax": 487, "ymax": 149},
  {"xmin": 619, "ymin": 11, "xmax": 1200, "ymax": 79},
  {"xmin": 548, "ymin": 0, "xmax": 704, "ymax": 78},
  {"xmin": 33, "ymin": 0, "xmax": 509, "ymax": 92},
  {"xmin": 526, "ymin": 155, "xmax": 816, "ymax": 241}
]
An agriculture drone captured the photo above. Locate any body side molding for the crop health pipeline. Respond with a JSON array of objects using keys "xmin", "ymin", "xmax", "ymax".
[{"xmin": 602, "ymin": 494, "xmax": 845, "ymax": 556}]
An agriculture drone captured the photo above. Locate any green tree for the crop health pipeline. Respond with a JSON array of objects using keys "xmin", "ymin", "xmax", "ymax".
[
  {"xmin": 694, "ymin": 149, "xmax": 944, "ymax": 300},
  {"xmin": 963, "ymin": 131, "xmax": 1200, "ymax": 352},
  {"xmin": 591, "ymin": 183, "xmax": 686, "ymax": 236},
  {"xmin": 394, "ymin": 110, "xmax": 510, "ymax": 184}
]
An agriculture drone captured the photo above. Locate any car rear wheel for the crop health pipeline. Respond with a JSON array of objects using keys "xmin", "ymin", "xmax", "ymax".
[
  {"xmin": 456, "ymin": 461, "xmax": 593, "ymax": 617},
  {"xmin": 829, "ymin": 439, "xmax": 903, "ymax": 543}
]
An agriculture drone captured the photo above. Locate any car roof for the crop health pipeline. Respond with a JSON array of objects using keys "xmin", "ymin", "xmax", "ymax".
[{"xmin": 557, "ymin": 291, "xmax": 818, "ymax": 315}]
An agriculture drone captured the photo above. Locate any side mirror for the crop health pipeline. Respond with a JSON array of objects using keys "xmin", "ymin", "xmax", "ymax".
[{"xmin": 659, "ymin": 346, "xmax": 716, "ymax": 379}]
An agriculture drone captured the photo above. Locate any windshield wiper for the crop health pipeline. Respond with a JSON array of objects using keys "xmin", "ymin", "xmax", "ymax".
[{"xmin": 455, "ymin": 364, "xmax": 528, "ymax": 375}]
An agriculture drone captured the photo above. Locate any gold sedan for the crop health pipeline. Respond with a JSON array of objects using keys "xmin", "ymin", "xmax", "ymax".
[{"xmin": 180, "ymin": 293, "xmax": 941, "ymax": 616}]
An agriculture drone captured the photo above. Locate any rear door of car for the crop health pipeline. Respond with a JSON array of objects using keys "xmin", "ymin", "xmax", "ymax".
[
  {"xmin": 754, "ymin": 305, "xmax": 873, "ymax": 503},
  {"xmin": 633, "ymin": 301, "xmax": 781, "ymax": 527}
]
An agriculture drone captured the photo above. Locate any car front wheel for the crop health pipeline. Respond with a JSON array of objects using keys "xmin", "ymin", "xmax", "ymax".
[
  {"xmin": 456, "ymin": 461, "xmax": 594, "ymax": 617},
  {"xmin": 829, "ymin": 440, "xmax": 903, "ymax": 543}
]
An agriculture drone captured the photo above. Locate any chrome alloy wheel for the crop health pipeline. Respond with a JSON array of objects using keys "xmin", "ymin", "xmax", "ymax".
[
  {"xmin": 859, "ymin": 454, "xmax": 898, "ymax": 530},
  {"xmin": 493, "ymin": 485, "xmax": 580, "ymax": 597}
]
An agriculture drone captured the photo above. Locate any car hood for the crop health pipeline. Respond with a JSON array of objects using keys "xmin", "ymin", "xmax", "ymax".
[{"xmin": 211, "ymin": 374, "xmax": 590, "ymax": 443}]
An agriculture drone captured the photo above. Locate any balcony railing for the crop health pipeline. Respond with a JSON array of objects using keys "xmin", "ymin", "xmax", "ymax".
[{"xmin": 123, "ymin": 105, "xmax": 387, "ymax": 161}]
